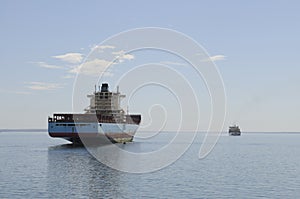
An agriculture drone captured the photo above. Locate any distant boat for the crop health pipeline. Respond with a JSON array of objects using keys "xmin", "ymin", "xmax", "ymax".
[{"xmin": 229, "ymin": 125, "xmax": 241, "ymax": 136}]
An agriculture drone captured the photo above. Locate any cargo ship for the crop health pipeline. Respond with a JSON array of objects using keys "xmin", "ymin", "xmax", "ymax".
[
  {"xmin": 229, "ymin": 125, "xmax": 241, "ymax": 136},
  {"xmin": 48, "ymin": 83, "xmax": 141, "ymax": 144}
]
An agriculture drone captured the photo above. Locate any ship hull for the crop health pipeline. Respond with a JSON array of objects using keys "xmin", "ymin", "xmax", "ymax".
[
  {"xmin": 229, "ymin": 132, "xmax": 241, "ymax": 136},
  {"xmin": 48, "ymin": 122, "xmax": 138, "ymax": 144}
]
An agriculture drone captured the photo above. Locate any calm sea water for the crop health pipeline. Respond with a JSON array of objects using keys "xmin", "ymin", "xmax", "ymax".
[{"xmin": 0, "ymin": 131, "xmax": 299, "ymax": 198}]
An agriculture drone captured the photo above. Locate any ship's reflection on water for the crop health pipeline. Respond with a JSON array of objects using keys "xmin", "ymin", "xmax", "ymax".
[
  {"xmin": 47, "ymin": 144, "xmax": 123, "ymax": 198},
  {"xmin": 47, "ymin": 142, "xmax": 147, "ymax": 198},
  {"xmin": 46, "ymin": 133, "xmax": 190, "ymax": 198}
]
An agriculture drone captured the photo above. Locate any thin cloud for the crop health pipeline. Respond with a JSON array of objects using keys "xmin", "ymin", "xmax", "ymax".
[
  {"xmin": 112, "ymin": 50, "xmax": 135, "ymax": 62},
  {"xmin": 61, "ymin": 74, "xmax": 75, "ymax": 79},
  {"xmin": 160, "ymin": 61, "xmax": 186, "ymax": 66},
  {"xmin": 199, "ymin": 54, "xmax": 226, "ymax": 62},
  {"xmin": 209, "ymin": 55, "xmax": 226, "ymax": 62},
  {"xmin": 37, "ymin": 46, "xmax": 135, "ymax": 78},
  {"xmin": 68, "ymin": 49, "xmax": 135, "ymax": 77},
  {"xmin": 33, "ymin": 61, "xmax": 64, "ymax": 69},
  {"xmin": 91, "ymin": 45, "xmax": 116, "ymax": 51},
  {"xmin": 68, "ymin": 49, "xmax": 135, "ymax": 76},
  {"xmin": 53, "ymin": 53, "xmax": 83, "ymax": 64},
  {"xmin": 25, "ymin": 82, "xmax": 63, "ymax": 91},
  {"xmin": 69, "ymin": 59, "xmax": 114, "ymax": 77}
]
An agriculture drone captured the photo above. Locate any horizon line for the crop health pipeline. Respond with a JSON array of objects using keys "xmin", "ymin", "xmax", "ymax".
[{"xmin": 1, "ymin": 129, "xmax": 300, "ymax": 134}]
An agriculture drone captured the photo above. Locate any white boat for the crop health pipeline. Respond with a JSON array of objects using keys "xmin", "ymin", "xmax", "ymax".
[
  {"xmin": 229, "ymin": 125, "xmax": 241, "ymax": 136},
  {"xmin": 48, "ymin": 83, "xmax": 141, "ymax": 144}
]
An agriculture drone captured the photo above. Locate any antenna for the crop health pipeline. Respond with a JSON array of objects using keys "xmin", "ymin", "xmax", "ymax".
[
  {"xmin": 94, "ymin": 85, "xmax": 96, "ymax": 93},
  {"xmin": 127, "ymin": 105, "xmax": 129, "ymax": 115},
  {"xmin": 117, "ymin": 85, "xmax": 119, "ymax": 93}
]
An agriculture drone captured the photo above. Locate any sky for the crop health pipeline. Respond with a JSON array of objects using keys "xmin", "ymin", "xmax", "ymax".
[{"xmin": 0, "ymin": 0, "xmax": 300, "ymax": 132}]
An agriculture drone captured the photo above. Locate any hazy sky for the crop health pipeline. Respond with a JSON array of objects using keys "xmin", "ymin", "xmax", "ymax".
[{"xmin": 1, "ymin": 1, "xmax": 299, "ymax": 132}]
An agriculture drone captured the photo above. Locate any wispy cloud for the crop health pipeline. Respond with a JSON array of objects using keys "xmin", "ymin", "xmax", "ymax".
[
  {"xmin": 91, "ymin": 45, "xmax": 115, "ymax": 51},
  {"xmin": 209, "ymin": 55, "xmax": 226, "ymax": 62},
  {"xmin": 68, "ymin": 49, "xmax": 135, "ymax": 77},
  {"xmin": 53, "ymin": 53, "xmax": 83, "ymax": 64},
  {"xmin": 25, "ymin": 82, "xmax": 63, "ymax": 91},
  {"xmin": 69, "ymin": 59, "xmax": 114, "ymax": 77},
  {"xmin": 160, "ymin": 61, "xmax": 186, "ymax": 66},
  {"xmin": 112, "ymin": 50, "xmax": 135, "ymax": 62},
  {"xmin": 61, "ymin": 74, "xmax": 75, "ymax": 79},
  {"xmin": 33, "ymin": 61, "xmax": 64, "ymax": 69},
  {"xmin": 199, "ymin": 54, "xmax": 226, "ymax": 62},
  {"xmin": 33, "ymin": 45, "xmax": 134, "ymax": 78}
]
